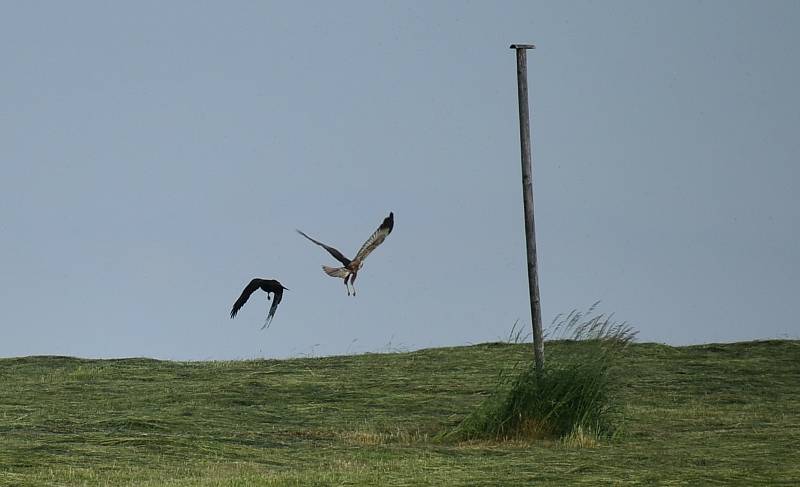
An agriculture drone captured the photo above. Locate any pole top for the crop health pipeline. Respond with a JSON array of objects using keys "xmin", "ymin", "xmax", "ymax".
[{"xmin": 510, "ymin": 44, "xmax": 535, "ymax": 50}]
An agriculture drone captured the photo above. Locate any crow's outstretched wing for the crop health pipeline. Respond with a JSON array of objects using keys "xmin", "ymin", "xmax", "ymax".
[
  {"xmin": 296, "ymin": 230, "xmax": 352, "ymax": 266},
  {"xmin": 230, "ymin": 278, "xmax": 264, "ymax": 318},
  {"xmin": 262, "ymin": 287, "xmax": 284, "ymax": 329},
  {"xmin": 353, "ymin": 212, "xmax": 394, "ymax": 264}
]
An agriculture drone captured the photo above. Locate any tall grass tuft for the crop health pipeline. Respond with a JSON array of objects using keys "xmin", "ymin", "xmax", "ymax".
[{"xmin": 443, "ymin": 304, "xmax": 637, "ymax": 443}]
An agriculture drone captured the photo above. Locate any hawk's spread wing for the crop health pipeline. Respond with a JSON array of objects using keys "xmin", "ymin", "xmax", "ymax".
[
  {"xmin": 263, "ymin": 287, "xmax": 284, "ymax": 329},
  {"xmin": 353, "ymin": 212, "xmax": 394, "ymax": 264},
  {"xmin": 230, "ymin": 278, "xmax": 263, "ymax": 318},
  {"xmin": 296, "ymin": 230, "xmax": 352, "ymax": 266}
]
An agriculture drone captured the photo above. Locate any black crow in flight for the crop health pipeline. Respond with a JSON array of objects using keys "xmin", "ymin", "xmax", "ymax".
[{"xmin": 230, "ymin": 278, "xmax": 288, "ymax": 329}]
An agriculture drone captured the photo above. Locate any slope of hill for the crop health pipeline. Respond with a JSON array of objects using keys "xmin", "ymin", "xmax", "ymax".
[{"xmin": 1, "ymin": 340, "xmax": 798, "ymax": 485}]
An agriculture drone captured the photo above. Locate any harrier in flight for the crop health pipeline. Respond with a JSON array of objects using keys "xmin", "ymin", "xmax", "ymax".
[
  {"xmin": 230, "ymin": 278, "xmax": 288, "ymax": 329},
  {"xmin": 297, "ymin": 212, "xmax": 394, "ymax": 296}
]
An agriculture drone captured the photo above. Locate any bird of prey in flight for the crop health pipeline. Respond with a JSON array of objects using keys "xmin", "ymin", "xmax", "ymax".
[
  {"xmin": 297, "ymin": 212, "xmax": 394, "ymax": 296},
  {"xmin": 230, "ymin": 278, "xmax": 289, "ymax": 329}
]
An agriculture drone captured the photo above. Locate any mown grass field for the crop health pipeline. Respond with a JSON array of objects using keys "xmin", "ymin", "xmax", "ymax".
[{"xmin": 1, "ymin": 340, "xmax": 798, "ymax": 485}]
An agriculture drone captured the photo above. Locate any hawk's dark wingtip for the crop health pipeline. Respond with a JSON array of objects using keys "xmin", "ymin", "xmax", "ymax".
[{"xmin": 384, "ymin": 212, "xmax": 394, "ymax": 233}]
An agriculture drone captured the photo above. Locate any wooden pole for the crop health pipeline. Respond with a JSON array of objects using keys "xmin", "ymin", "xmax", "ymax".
[{"xmin": 510, "ymin": 43, "xmax": 544, "ymax": 370}]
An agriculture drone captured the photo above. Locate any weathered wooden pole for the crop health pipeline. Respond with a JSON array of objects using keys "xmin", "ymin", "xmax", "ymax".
[{"xmin": 510, "ymin": 43, "xmax": 544, "ymax": 370}]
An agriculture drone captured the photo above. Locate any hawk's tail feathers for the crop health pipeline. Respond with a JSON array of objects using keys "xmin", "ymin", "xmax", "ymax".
[{"xmin": 322, "ymin": 265, "xmax": 350, "ymax": 278}]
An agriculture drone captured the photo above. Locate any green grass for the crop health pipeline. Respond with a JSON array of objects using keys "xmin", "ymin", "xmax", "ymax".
[
  {"xmin": 445, "ymin": 309, "xmax": 637, "ymax": 442},
  {"xmin": 1, "ymin": 340, "xmax": 799, "ymax": 485}
]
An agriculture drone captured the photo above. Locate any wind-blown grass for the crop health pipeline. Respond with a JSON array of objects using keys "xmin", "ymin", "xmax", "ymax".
[{"xmin": 443, "ymin": 306, "xmax": 637, "ymax": 442}]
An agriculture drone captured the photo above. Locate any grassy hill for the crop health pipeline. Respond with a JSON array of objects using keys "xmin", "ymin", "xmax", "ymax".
[{"xmin": 1, "ymin": 340, "xmax": 798, "ymax": 485}]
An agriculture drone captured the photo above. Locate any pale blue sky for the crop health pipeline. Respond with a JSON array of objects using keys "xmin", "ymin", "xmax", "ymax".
[{"xmin": 1, "ymin": 1, "xmax": 798, "ymax": 359}]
